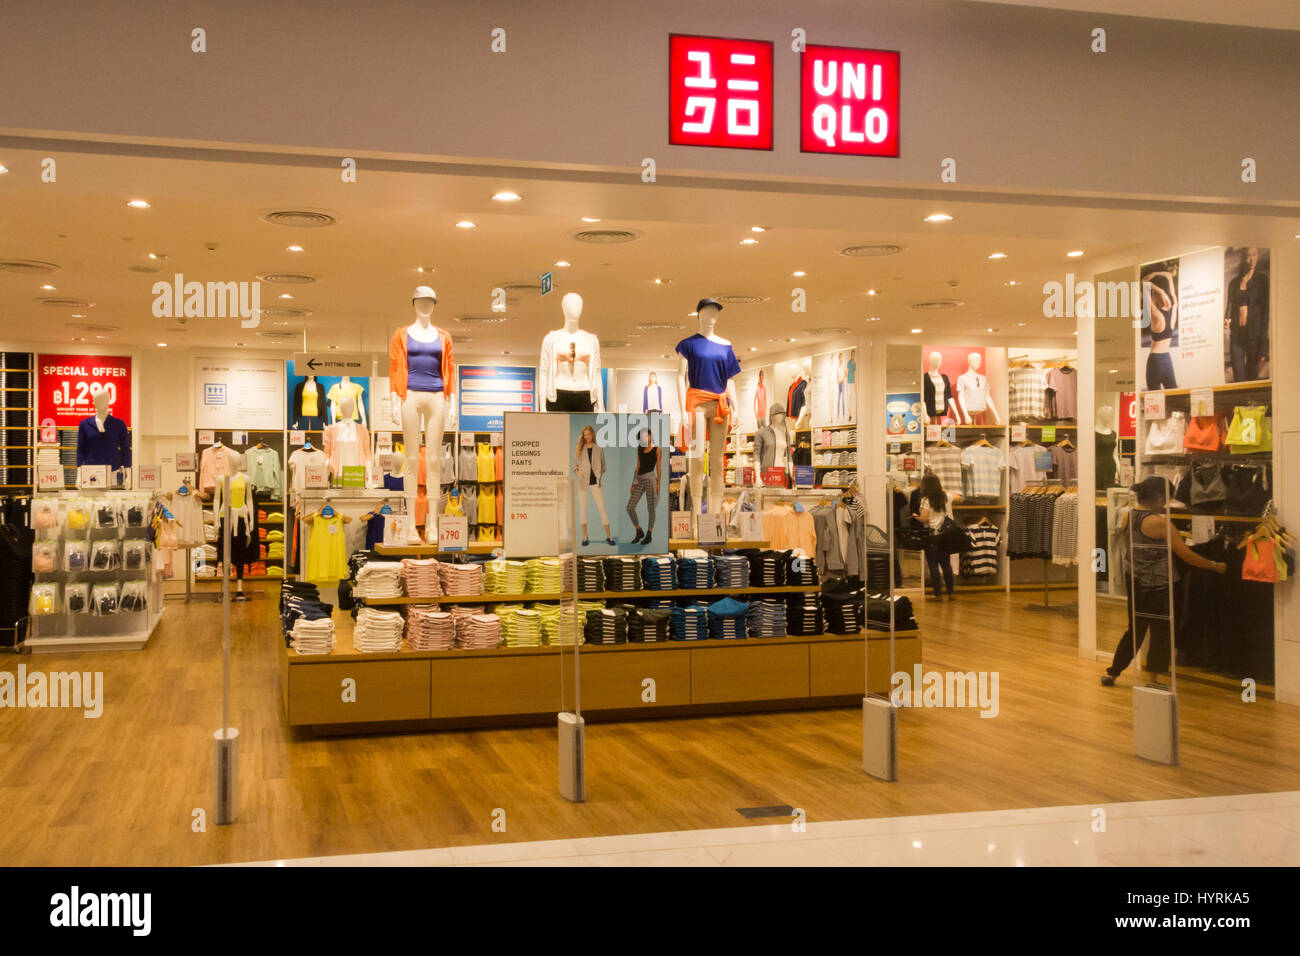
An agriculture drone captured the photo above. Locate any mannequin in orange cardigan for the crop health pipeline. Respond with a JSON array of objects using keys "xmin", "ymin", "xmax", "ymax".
[{"xmin": 390, "ymin": 285, "xmax": 456, "ymax": 544}]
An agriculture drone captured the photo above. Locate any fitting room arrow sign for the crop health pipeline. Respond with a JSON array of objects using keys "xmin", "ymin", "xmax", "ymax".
[{"xmin": 293, "ymin": 352, "xmax": 373, "ymax": 375}]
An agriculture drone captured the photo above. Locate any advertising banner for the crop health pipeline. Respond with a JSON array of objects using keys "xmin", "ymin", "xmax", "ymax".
[
  {"xmin": 734, "ymin": 365, "xmax": 773, "ymax": 435},
  {"xmin": 196, "ymin": 357, "xmax": 284, "ymax": 430},
  {"xmin": 460, "ymin": 365, "xmax": 536, "ymax": 432},
  {"xmin": 286, "ymin": 359, "xmax": 370, "ymax": 432},
  {"xmin": 37, "ymin": 354, "xmax": 133, "ymax": 428},
  {"xmin": 885, "ymin": 392, "xmax": 922, "ymax": 439},
  {"xmin": 503, "ymin": 412, "xmax": 570, "ymax": 558},
  {"xmin": 811, "ymin": 348, "xmax": 857, "ymax": 427},
  {"xmin": 567, "ymin": 412, "xmax": 673, "ymax": 557},
  {"xmin": 1138, "ymin": 247, "xmax": 1239, "ymax": 391}
]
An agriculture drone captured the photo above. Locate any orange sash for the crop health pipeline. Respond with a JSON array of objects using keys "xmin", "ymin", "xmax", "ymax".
[{"xmin": 679, "ymin": 387, "xmax": 733, "ymax": 450}]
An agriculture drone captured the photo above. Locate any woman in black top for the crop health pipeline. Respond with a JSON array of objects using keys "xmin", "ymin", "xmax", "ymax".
[
  {"xmin": 627, "ymin": 428, "xmax": 662, "ymax": 545},
  {"xmin": 1224, "ymin": 247, "xmax": 1269, "ymax": 383}
]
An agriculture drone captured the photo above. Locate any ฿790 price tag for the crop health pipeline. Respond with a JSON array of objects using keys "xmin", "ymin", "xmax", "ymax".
[{"xmin": 438, "ymin": 515, "xmax": 468, "ymax": 552}]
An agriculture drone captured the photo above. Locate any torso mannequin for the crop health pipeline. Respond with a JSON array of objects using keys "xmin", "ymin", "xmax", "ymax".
[
  {"xmin": 76, "ymin": 388, "xmax": 131, "ymax": 471},
  {"xmin": 923, "ymin": 352, "xmax": 959, "ymax": 423},
  {"xmin": 676, "ymin": 299, "xmax": 740, "ymax": 513},
  {"xmin": 955, "ymin": 353, "xmax": 1000, "ymax": 425},
  {"xmin": 540, "ymin": 292, "xmax": 602, "ymax": 412},
  {"xmin": 390, "ymin": 286, "xmax": 455, "ymax": 544},
  {"xmin": 1095, "ymin": 404, "xmax": 1120, "ymax": 490}
]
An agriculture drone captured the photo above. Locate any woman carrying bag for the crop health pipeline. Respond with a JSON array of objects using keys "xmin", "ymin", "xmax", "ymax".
[{"xmin": 911, "ymin": 472, "xmax": 964, "ymax": 599}]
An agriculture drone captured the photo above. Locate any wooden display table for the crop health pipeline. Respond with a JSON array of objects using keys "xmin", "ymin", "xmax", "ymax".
[{"xmin": 281, "ymin": 617, "xmax": 921, "ymax": 731}]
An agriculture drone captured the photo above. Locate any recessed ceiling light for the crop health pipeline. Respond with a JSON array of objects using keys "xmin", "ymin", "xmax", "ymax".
[
  {"xmin": 792, "ymin": 270, "xmax": 806, "ymax": 277},
  {"xmin": 236, "ymin": 342, "xmax": 245, "ymax": 347},
  {"xmin": 1067, "ymin": 250, "xmax": 1084, "ymax": 258},
  {"xmin": 156, "ymin": 342, "xmax": 168, "ymax": 348},
  {"xmin": 988, "ymin": 252, "xmax": 1007, "ymax": 259},
  {"xmin": 788, "ymin": 337, "xmax": 797, "ymax": 342},
  {"xmin": 653, "ymin": 278, "xmax": 662, "ymax": 285},
  {"xmin": 1294, "ymin": 233, "xmax": 1300, "ymax": 239},
  {"xmin": 71, "ymin": 313, "xmax": 86, "ymax": 318},
  {"xmin": 749, "ymin": 346, "xmax": 757, "ymax": 351},
  {"xmin": 751, "ymin": 226, "xmax": 766, "ymax": 233},
  {"xmin": 554, "ymin": 260, "xmax": 571, "ymax": 268},
  {"xmin": 687, "ymin": 311, "xmax": 698, "ymax": 317},
  {"xmin": 147, "ymin": 252, "xmax": 167, "ymax": 260},
  {"xmin": 868, "ymin": 316, "xmax": 881, "ymax": 322},
  {"xmin": 923, "ymin": 213, "xmax": 952, "ymax": 223},
  {"xmin": 739, "ymin": 238, "xmax": 758, "ymax": 245},
  {"xmin": 40, "ymin": 284, "xmax": 55, "ymax": 291},
  {"xmin": 581, "ymin": 217, "xmax": 601, "ymax": 223},
  {"xmin": 455, "ymin": 221, "xmax": 476, "ymax": 229},
  {"xmin": 71, "ymin": 336, "xmax": 85, "ymax": 342},
  {"xmin": 329, "ymin": 345, "xmax": 339, "ymax": 350},
  {"xmin": 1004, "ymin": 280, "xmax": 1019, "ymax": 286},
  {"xmin": 1073, "ymin": 330, "xmax": 1078, "ymax": 335},
  {"xmin": 286, "ymin": 244, "xmax": 304, "ymax": 252},
  {"xmin": 0, "ymin": 165, "xmax": 7, "ymax": 175},
  {"xmin": 278, "ymin": 293, "xmax": 293, "ymax": 300},
  {"xmin": 417, "ymin": 266, "xmax": 434, "ymax": 274},
  {"xmin": 986, "ymin": 328, "xmax": 994, "ymax": 332},
  {"xmin": 867, "ymin": 289, "xmax": 878, "ymax": 296},
  {"xmin": 126, "ymin": 199, "xmax": 150, "ymax": 209},
  {"xmin": 1108, "ymin": 368, "xmax": 1118, "ymax": 373},
  {"xmin": 911, "ymin": 328, "xmax": 922, "ymax": 333},
  {"xmin": 492, "ymin": 191, "xmax": 522, "ymax": 202}
]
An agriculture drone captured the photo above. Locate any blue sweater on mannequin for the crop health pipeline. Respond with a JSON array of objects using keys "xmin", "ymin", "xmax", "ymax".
[{"xmin": 76, "ymin": 415, "xmax": 131, "ymax": 468}]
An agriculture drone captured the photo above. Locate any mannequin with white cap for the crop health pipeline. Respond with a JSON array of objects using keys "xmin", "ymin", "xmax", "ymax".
[
  {"xmin": 540, "ymin": 291, "xmax": 602, "ymax": 412},
  {"xmin": 676, "ymin": 297, "xmax": 740, "ymax": 513},
  {"xmin": 390, "ymin": 286, "xmax": 456, "ymax": 544}
]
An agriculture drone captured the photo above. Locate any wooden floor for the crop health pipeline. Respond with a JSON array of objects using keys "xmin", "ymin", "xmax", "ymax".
[{"xmin": 2, "ymin": 587, "xmax": 1298, "ymax": 866}]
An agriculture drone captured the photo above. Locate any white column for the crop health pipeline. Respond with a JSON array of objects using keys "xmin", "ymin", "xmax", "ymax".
[{"xmin": 1274, "ymin": 246, "xmax": 1300, "ymax": 705}]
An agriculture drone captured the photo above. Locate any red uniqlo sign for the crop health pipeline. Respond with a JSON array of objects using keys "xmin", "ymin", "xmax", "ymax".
[
  {"xmin": 668, "ymin": 34, "xmax": 773, "ymax": 150},
  {"xmin": 1120, "ymin": 391, "xmax": 1137, "ymax": 438},
  {"xmin": 37, "ymin": 354, "xmax": 133, "ymax": 428},
  {"xmin": 800, "ymin": 44, "xmax": 900, "ymax": 156}
]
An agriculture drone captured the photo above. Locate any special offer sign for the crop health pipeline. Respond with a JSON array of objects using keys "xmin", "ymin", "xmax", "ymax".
[
  {"xmin": 38, "ymin": 354, "xmax": 133, "ymax": 428},
  {"xmin": 668, "ymin": 34, "xmax": 774, "ymax": 150},
  {"xmin": 801, "ymin": 44, "xmax": 900, "ymax": 156}
]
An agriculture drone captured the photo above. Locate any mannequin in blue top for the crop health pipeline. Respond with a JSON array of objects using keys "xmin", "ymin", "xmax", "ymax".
[
  {"xmin": 676, "ymin": 298, "xmax": 740, "ymax": 513},
  {"xmin": 76, "ymin": 388, "xmax": 131, "ymax": 475}
]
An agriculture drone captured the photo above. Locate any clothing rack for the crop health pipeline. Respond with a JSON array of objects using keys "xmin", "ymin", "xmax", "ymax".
[{"xmin": 1015, "ymin": 481, "xmax": 1079, "ymax": 616}]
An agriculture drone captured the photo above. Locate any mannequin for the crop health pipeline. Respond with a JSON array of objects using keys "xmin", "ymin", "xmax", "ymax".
[
  {"xmin": 956, "ymin": 353, "xmax": 999, "ymax": 425},
  {"xmin": 76, "ymin": 389, "xmax": 131, "ymax": 474},
  {"xmin": 783, "ymin": 358, "xmax": 813, "ymax": 425},
  {"xmin": 753, "ymin": 404, "xmax": 792, "ymax": 478},
  {"xmin": 211, "ymin": 450, "xmax": 257, "ymax": 600},
  {"xmin": 323, "ymin": 394, "xmax": 372, "ymax": 484},
  {"xmin": 676, "ymin": 298, "xmax": 740, "ymax": 512},
  {"xmin": 1095, "ymin": 405, "xmax": 1120, "ymax": 490},
  {"xmin": 383, "ymin": 449, "xmax": 405, "ymax": 492},
  {"xmin": 293, "ymin": 374, "xmax": 323, "ymax": 429},
  {"xmin": 540, "ymin": 292, "xmax": 602, "ymax": 412},
  {"xmin": 390, "ymin": 285, "xmax": 456, "ymax": 544},
  {"xmin": 922, "ymin": 352, "xmax": 958, "ymax": 424},
  {"xmin": 328, "ymin": 376, "xmax": 367, "ymax": 427}
]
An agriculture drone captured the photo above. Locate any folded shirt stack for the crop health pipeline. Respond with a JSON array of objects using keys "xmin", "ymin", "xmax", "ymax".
[
  {"xmin": 535, "ymin": 602, "xmax": 562, "ymax": 643},
  {"xmin": 786, "ymin": 550, "xmax": 819, "ymax": 586},
  {"xmin": 353, "ymin": 607, "xmax": 406, "ymax": 652},
  {"xmin": 584, "ymin": 607, "xmax": 628, "ymax": 645},
  {"xmin": 711, "ymin": 553, "xmax": 750, "ymax": 588},
  {"xmin": 746, "ymin": 599, "xmax": 788, "ymax": 638},
  {"xmin": 670, "ymin": 603, "xmax": 709, "ymax": 641},
  {"xmin": 640, "ymin": 555, "xmax": 677, "ymax": 590},
  {"xmin": 576, "ymin": 557, "xmax": 605, "ymax": 594},
  {"xmin": 546, "ymin": 602, "xmax": 597, "ymax": 646},
  {"xmin": 484, "ymin": 558, "xmax": 528, "ymax": 594},
  {"xmin": 525, "ymin": 557, "xmax": 563, "ymax": 594},
  {"xmin": 786, "ymin": 592, "xmax": 824, "ymax": 636},
  {"xmin": 405, "ymin": 605, "xmax": 456, "ymax": 650},
  {"xmin": 500, "ymin": 607, "xmax": 542, "ymax": 647},
  {"xmin": 290, "ymin": 617, "xmax": 336, "ymax": 655},
  {"xmin": 457, "ymin": 612, "xmax": 502, "ymax": 649},
  {"xmin": 354, "ymin": 561, "xmax": 405, "ymax": 599},
  {"xmin": 865, "ymin": 593, "xmax": 917, "ymax": 631},
  {"xmin": 439, "ymin": 562, "xmax": 484, "ymax": 596},
  {"xmin": 822, "ymin": 587, "xmax": 866, "ymax": 635},
  {"xmin": 628, "ymin": 607, "xmax": 672, "ymax": 643},
  {"xmin": 449, "ymin": 604, "xmax": 486, "ymax": 640},
  {"xmin": 745, "ymin": 550, "xmax": 787, "ymax": 587},
  {"xmin": 601, "ymin": 556, "xmax": 642, "ymax": 592},
  {"xmin": 401, "ymin": 558, "xmax": 443, "ymax": 599},
  {"xmin": 674, "ymin": 554, "xmax": 713, "ymax": 589},
  {"xmin": 706, "ymin": 596, "xmax": 749, "ymax": 640}
]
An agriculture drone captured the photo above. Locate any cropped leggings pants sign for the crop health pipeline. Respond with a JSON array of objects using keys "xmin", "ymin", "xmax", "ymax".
[{"xmin": 627, "ymin": 473, "xmax": 659, "ymax": 531}]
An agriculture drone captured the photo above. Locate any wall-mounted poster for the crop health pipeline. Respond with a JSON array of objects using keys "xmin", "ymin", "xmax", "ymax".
[
  {"xmin": 734, "ymin": 365, "xmax": 774, "ymax": 434},
  {"xmin": 459, "ymin": 365, "xmax": 536, "ymax": 432},
  {"xmin": 811, "ymin": 348, "xmax": 857, "ymax": 426},
  {"xmin": 886, "ymin": 392, "xmax": 922, "ymax": 438},
  {"xmin": 609, "ymin": 367, "xmax": 681, "ymax": 439},
  {"xmin": 1138, "ymin": 247, "xmax": 1229, "ymax": 391},
  {"xmin": 1223, "ymin": 246, "xmax": 1270, "ymax": 383},
  {"xmin": 37, "ymin": 354, "xmax": 133, "ymax": 428},
  {"xmin": 569, "ymin": 412, "xmax": 673, "ymax": 557},
  {"xmin": 195, "ymin": 357, "xmax": 284, "ymax": 430},
  {"xmin": 286, "ymin": 360, "xmax": 371, "ymax": 431}
]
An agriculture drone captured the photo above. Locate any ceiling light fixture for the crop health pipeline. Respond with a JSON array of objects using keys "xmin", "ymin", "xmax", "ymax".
[
  {"xmin": 126, "ymin": 199, "xmax": 150, "ymax": 209},
  {"xmin": 417, "ymin": 266, "xmax": 434, "ymax": 274},
  {"xmin": 911, "ymin": 328, "xmax": 922, "ymax": 333},
  {"xmin": 788, "ymin": 337, "xmax": 797, "ymax": 342},
  {"xmin": 1004, "ymin": 280, "xmax": 1019, "ymax": 286},
  {"xmin": 653, "ymin": 278, "xmax": 662, "ymax": 284},
  {"xmin": 1108, "ymin": 368, "xmax": 1118, "ymax": 373},
  {"xmin": 492, "ymin": 191, "xmax": 522, "ymax": 202},
  {"xmin": 455, "ymin": 220, "xmax": 476, "ymax": 229},
  {"xmin": 0, "ymin": 165, "xmax": 7, "ymax": 175},
  {"xmin": 792, "ymin": 270, "xmax": 806, "ymax": 277},
  {"xmin": 988, "ymin": 252, "xmax": 1007, "ymax": 259},
  {"xmin": 279, "ymin": 293, "xmax": 293, "ymax": 300},
  {"xmin": 72, "ymin": 336, "xmax": 85, "ymax": 342},
  {"xmin": 739, "ymin": 238, "xmax": 758, "ymax": 245},
  {"xmin": 923, "ymin": 213, "xmax": 952, "ymax": 223},
  {"xmin": 751, "ymin": 226, "xmax": 766, "ymax": 233},
  {"xmin": 867, "ymin": 288, "xmax": 878, "ymax": 296},
  {"xmin": 1067, "ymin": 250, "xmax": 1084, "ymax": 258},
  {"xmin": 554, "ymin": 260, "xmax": 571, "ymax": 268},
  {"xmin": 156, "ymin": 342, "xmax": 168, "ymax": 348},
  {"xmin": 581, "ymin": 217, "xmax": 601, "ymax": 223},
  {"xmin": 868, "ymin": 316, "xmax": 881, "ymax": 322},
  {"xmin": 749, "ymin": 346, "xmax": 757, "ymax": 351},
  {"xmin": 40, "ymin": 284, "xmax": 55, "ymax": 291},
  {"xmin": 286, "ymin": 244, "xmax": 304, "ymax": 253}
]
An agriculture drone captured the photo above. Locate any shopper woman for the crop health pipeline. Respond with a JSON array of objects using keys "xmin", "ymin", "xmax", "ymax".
[
  {"xmin": 911, "ymin": 471, "xmax": 962, "ymax": 599},
  {"xmin": 1101, "ymin": 477, "xmax": 1226, "ymax": 686},
  {"xmin": 627, "ymin": 427, "xmax": 662, "ymax": 545},
  {"xmin": 573, "ymin": 425, "xmax": 615, "ymax": 546}
]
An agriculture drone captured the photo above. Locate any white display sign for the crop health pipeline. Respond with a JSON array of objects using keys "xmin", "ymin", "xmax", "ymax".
[
  {"xmin": 925, "ymin": 424, "xmax": 942, "ymax": 441},
  {"xmin": 1189, "ymin": 388, "xmax": 1214, "ymax": 419},
  {"xmin": 811, "ymin": 348, "xmax": 858, "ymax": 427},
  {"xmin": 502, "ymin": 412, "xmax": 570, "ymax": 558},
  {"xmin": 78, "ymin": 465, "xmax": 108, "ymax": 489},
  {"xmin": 292, "ymin": 352, "xmax": 372, "ymax": 376},
  {"xmin": 37, "ymin": 466, "xmax": 63, "ymax": 491},
  {"xmin": 289, "ymin": 430, "xmax": 305, "ymax": 446},
  {"xmin": 198, "ymin": 429, "xmax": 215, "ymax": 446},
  {"xmin": 1138, "ymin": 248, "xmax": 1226, "ymax": 392},
  {"xmin": 697, "ymin": 512, "xmax": 726, "ymax": 546},
  {"xmin": 232, "ymin": 431, "xmax": 247, "ymax": 446},
  {"xmin": 671, "ymin": 510, "xmax": 693, "ymax": 540},
  {"xmin": 304, "ymin": 465, "xmax": 329, "ymax": 489},
  {"xmin": 1010, "ymin": 424, "xmax": 1027, "ymax": 443},
  {"xmin": 136, "ymin": 465, "xmax": 162, "ymax": 489},
  {"xmin": 382, "ymin": 513, "xmax": 412, "ymax": 547},
  {"xmin": 1144, "ymin": 391, "xmax": 1166, "ymax": 420},
  {"xmin": 194, "ymin": 357, "xmax": 285, "ymax": 431},
  {"xmin": 460, "ymin": 432, "xmax": 475, "ymax": 447},
  {"xmin": 174, "ymin": 451, "xmax": 197, "ymax": 472},
  {"xmin": 438, "ymin": 515, "xmax": 469, "ymax": 553}
]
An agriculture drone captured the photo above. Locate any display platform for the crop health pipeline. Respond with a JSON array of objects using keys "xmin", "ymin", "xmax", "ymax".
[{"xmin": 281, "ymin": 615, "xmax": 921, "ymax": 730}]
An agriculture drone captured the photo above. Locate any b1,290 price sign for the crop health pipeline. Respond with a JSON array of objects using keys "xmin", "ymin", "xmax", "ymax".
[{"xmin": 38, "ymin": 354, "xmax": 133, "ymax": 428}]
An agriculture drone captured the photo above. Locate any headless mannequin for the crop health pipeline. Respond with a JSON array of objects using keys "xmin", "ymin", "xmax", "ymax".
[
  {"xmin": 397, "ymin": 296, "xmax": 454, "ymax": 544},
  {"xmin": 1096, "ymin": 404, "xmax": 1121, "ymax": 487},
  {"xmin": 924, "ymin": 351, "xmax": 960, "ymax": 424},
  {"xmin": 956, "ymin": 352, "xmax": 1000, "ymax": 425},
  {"xmin": 212, "ymin": 450, "xmax": 250, "ymax": 598},
  {"xmin": 540, "ymin": 292, "xmax": 602, "ymax": 411},
  {"xmin": 678, "ymin": 305, "xmax": 738, "ymax": 511}
]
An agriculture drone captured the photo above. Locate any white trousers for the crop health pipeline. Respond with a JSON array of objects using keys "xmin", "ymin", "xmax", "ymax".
[
  {"xmin": 401, "ymin": 390, "xmax": 445, "ymax": 522},
  {"xmin": 579, "ymin": 482, "xmax": 609, "ymax": 527}
]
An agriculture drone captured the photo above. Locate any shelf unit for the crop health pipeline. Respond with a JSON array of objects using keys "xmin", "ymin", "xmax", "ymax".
[
  {"xmin": 192, "ymin": 428, "xmax": 287, "ymax": 579},
  {"xmin": 0, "ymin": 353, "xmax": 35, "ymax": 492}
]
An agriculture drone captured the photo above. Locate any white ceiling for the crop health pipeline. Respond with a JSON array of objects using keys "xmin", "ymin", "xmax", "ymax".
[
  {"xmin": 966, "ymin": 0, "xmax": 1300, "ymax": 31},
  {"xmin": 0, "ymin": 143, "xmax": 1295, "ymax": 364}
]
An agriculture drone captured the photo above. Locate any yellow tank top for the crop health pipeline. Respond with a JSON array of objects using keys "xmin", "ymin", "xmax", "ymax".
[
  {"xmin": 477, "ymin": 484, "xmax": 496, "ymax": 523},
  {"xmin": 230, "ymin": 473, "xmax": 247, "ymax": 509},
  {"xmin": 444, "ymin": 494, "xmax": 464, "ymax": 517},
  {"xmin": 477, "ymin": 443, "xmax": 495, "ymax": 482},
  {"xmin": 302, "ymin": 380, "xmax": 319, "ymax": 417}
]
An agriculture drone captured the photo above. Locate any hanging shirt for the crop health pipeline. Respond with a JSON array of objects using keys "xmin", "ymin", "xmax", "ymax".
[
  {"xmin": 644, "ymin": 383, "xmax": 664, "ymax": 413},
  {"xmin": 960, "ymin": 444, "xmax": 1006, "ymax": 498},
  {"xmin": 199, "ymin": 444, "xmax": 233, "ymax": 492},
  {"xmin": 305, "ymin": 513, "xmax": 348, "ymax": 582},
  {"xmin": 1009, "ymin": 366, "xmax": 1047, "ymax": 420},
  {"xmin": 406, "ymin": 332, "xmax": 444, "ymax": 392},
  {"xmin": 1050, "ymin": 444, "xmax": 1078, "ymax": 483},
  {"xmin": 245, "ymin": 446, "xmax": 282, "ymax": 491},
  {"xmin": 476, "ymin": 443, "xmax": 495, "ymax": 482},
  {"xmin": 924, "ymin": 444, "xmax": 963, "ymax": 496},
  {"xmin": 477, "ymin": 484, "xmax": 496, "ymax": 524},
  {"xmin": 1007, "ymin": 443, "xmax": 1047, "ymax": 494},
  {"xmin": 1045, "ymin": 367, "xmax": 1079, "ymax": 420},
  {"xmin": 675, "ymin": 334, "xmax": 741, "ymax": 393},
  {"xmin": 786, "ymin": 378, "xmax": 808, "ymax": 419},
  {"xmin": 288, "ymin": 447, "xmax": 329, "ymax": 492},
  {"xmin": 323, "ymin": 420, "xmax": 371, "ymax": 476}
]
